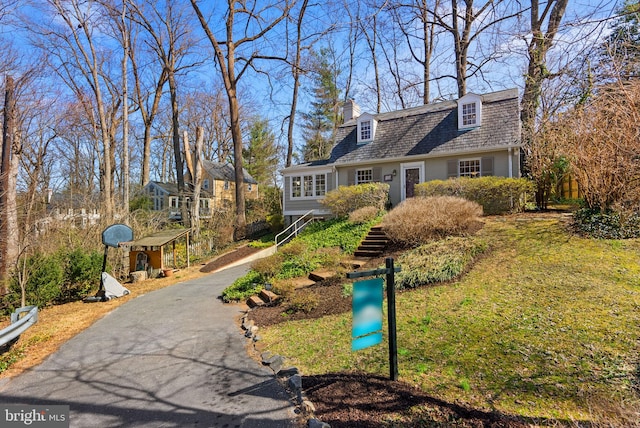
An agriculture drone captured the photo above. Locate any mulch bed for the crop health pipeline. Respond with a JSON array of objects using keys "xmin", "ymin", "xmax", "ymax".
[
  {"xmin": 303, "ymin": 373, "xmax": 531, "ymax": 427},
  {"xmin": 199, "ymin": 245, "xmax": 264, "ymax": 273},
  {"xmin": 247, "ymin": 277, "xmax": 352, "ymax": 326}
]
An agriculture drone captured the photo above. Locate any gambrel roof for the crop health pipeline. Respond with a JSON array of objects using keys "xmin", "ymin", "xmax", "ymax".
[{"xmin": 326, "ymin": 88, "xmax": 520, "ymax": 165}]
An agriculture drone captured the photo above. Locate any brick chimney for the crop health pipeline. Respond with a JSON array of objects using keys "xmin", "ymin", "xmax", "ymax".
[{"xmin": 343, "ymin": 99, "xmax": 360, "ymax": 122}]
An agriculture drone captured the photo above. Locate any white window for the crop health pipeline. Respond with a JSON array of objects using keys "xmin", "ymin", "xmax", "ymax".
[
  {"xmin": 462, "ymin": 103, "xmax": 477, "ymax": 126},
  {"xmin": 304, "ymin": 175, "xmax": 314, "ymax": 197},
  {"xmin": 457, "ymin": 93, "xmax": 482, "ymax": 130},
  {"xmin": 203, "ymin": 179, "xmax": 210, "ymax": 190},
  {"xmin": 315, "ymin": 174, "xmax": 326, "ymax": 196},
  {"xmin": 357, "ymin": 114, "xmax": 377, "ymax": 143},
  {"xmin": 290, "ymin": 174, "xmax": 328, "ymax": 198},
  {"xmin": 356, "ymin": 169, "xmax": 373, "ymax": 184},
  {"xmin": 360, "ymin": 120, "xmax": 371, "ymax": 140},
  {"xmin": 459, "ymin": 159, "xmax": 481, "ymax": 178},
  {"xmin": 224, "ymin": 180, "xmax": 230, "ymax": 190},
  {"xmin": 292, "ymin": 176, "xmax": 302, "ymax": 197}
]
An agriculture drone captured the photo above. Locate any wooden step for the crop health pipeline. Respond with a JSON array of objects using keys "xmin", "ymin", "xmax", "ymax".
[
  {"xmin": 308, "ymin": 269, "xmax": 336, "ymax": 282},
  {"xmin": 354, "ymin": 249, "xmax": 385, "ymax": 257}
]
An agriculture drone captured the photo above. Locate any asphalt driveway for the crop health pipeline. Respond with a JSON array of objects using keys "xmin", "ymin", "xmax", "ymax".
[{"xmin": 0, "ymin": 263, "xmax": 296, "ymax": 428}]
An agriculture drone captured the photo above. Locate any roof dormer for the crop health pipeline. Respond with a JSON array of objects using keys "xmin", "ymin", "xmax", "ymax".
[
  {"xmin": 457, "ymin": 93, "xmax": 482, "ymax": 130},
  {"xmin": 357, "ymin": 113, "xmax": 377, "ymax": 144}
]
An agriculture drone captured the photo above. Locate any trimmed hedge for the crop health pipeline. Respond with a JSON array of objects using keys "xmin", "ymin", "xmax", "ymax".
[
  {"xmin": 320, "ymin": 182, "xmax": 389, "ymax": 218},
  {"xmin": 415, "ymin": 177, "xmax": 534, "ymax": 215}
]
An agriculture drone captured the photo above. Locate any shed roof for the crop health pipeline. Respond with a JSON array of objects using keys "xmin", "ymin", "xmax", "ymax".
[{"xmin": 129, "ymin": 228, "xmax": 190, "ymax": 248}]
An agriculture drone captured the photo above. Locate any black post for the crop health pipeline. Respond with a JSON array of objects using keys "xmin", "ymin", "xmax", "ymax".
[{"xmin": 386, "ymin": 257, "xmax": 398, "ymax": 381}]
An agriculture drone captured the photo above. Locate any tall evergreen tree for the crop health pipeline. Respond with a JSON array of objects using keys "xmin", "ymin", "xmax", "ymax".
[
  {"xmin": 243, "ymin": 118, "xmax": 279, "ymax": 187},
  {"xmin": 602, "ymin": 0, "xmax": 640, "ymax": 80},
  {"xmin": 300, "ymin": 48, "xmax": 341, "ymax": 162}
]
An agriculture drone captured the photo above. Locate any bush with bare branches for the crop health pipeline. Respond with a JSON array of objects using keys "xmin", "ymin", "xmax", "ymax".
[
  {"xmin": 561, "ymin": 81, "xmax": 640, "ymax": 212},
  {"xmin": 381, "ymin": 196, "xmax": 483, "ymax": 246}
]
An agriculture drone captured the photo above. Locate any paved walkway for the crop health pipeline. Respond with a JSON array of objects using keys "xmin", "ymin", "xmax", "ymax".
[{"xmin": 0, "ymin": 263, "xmax": 296, "ymax": 428}]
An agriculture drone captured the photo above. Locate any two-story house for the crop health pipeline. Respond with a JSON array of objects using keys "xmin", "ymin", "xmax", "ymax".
[
  {"xmin": 143, "ymin": 161, "xmax": 258, "ymax": 219},
  {"xmin": 281, "ymin": 88, "xmax": 522, "ymax": 224}
]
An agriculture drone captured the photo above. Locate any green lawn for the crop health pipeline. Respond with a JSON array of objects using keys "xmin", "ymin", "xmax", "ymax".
[{"xmin": 258, "ymin": 214, "xmax": 640, "ymax": 423}]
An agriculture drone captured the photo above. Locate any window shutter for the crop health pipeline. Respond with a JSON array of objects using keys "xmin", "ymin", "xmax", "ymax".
[
  {"xmin": 481, "ymin": 157, "xmax": 494, "ymax": 176},
  {"xmin": 447, "ymin": 159, "xmax": 458, "ymax": 178},
  {"xmin": 372, "ymin": 167, "xmax": 382, "ymax": 182},
  {"xmin": 347, "ymin": 169, "xmax": 355, "ymax": 185}
]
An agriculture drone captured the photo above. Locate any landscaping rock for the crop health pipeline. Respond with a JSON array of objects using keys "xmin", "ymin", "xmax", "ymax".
[
  {"xmin": 308, "ymin": 418, "xmax": 330, "ymax": 428},
  {"xmin": 301, "ymin": 399, "xmax": 316, "ymax": 414},
  {"xmin": 288, "ymin": 373, "xmax": 302, "ymax": 390},
  {"xmin": 265, "ymin": 355, "xmax": 285, "ymax": 374}
]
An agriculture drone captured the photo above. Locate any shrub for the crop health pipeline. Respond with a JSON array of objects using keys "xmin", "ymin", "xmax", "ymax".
[
  {"xmin": 348, "ymin": 206, "xmax": 381, "ymax": 224},
  {"xmin": 573, "ymin": 208, "xmax": 640, "ymax": 239},
  {"xmin": 285, "ymin": 293, "xmax": 319, "ymax": 314},
  {"xmin": 382, "ymin": 196, "xmax": 483, "ymax": 246},
  {"xmin": 251, "ymin": 253, "xmax": 285, "ymax": 280},
  {"xmin": 61, "ymin": 249, "xmax": 103, "ymax": 302},
  {"xmin": 320, "ymin": 183, "xmax": 389, "ymax": 217},
  {"xmin": 11, "ymin": 253, "xmax": 65, "ymax": 308},
  {"xmin": 416, "ymin": 177, "xmax": 534, "ymax": 215},
  {"xmin": 395, "ymin": 237, "xmax": 488, "ymax": 289},
  {"xmin": 271, "ymin": 279, "xmax": 296, "ymax": 299}
]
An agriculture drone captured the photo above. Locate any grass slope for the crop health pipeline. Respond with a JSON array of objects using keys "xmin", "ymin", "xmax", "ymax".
[{"xmin": 258, "ymin": 214, "xmax": 640, "ymax": 423}]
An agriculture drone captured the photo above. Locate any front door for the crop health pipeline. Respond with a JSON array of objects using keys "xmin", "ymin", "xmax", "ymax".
[
  {"xmin": 401, "ymin": 162, "xmax": 424, "ymax": 202},
  {"xmin": 404, "ymin": 168, "xmax": 420, "ymax": 199}
]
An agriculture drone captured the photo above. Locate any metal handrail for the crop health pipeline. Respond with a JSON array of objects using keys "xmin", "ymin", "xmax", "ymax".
[
  {"xmin": 0, "ymin": 306, "xmax": 38, "ymax": 348},
  {"xmin": 275, "ymin": 210, "xmax": 316, "ymax": 249}
]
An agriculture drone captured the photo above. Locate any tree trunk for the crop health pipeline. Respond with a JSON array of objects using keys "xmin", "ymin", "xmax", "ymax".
[
  {"xmin": 190, "ymin": 126, "xmax": 204, "ymax": 238},
  {"xmin": 121, "ymin": 2, "xmax": 130, "ymax": 220},
  {"xmin": 1, "ymin": 76, "xmax": 20, "ymax": 290}
]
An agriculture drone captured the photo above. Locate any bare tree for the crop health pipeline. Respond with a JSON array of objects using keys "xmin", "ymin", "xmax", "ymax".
[
  {"xmin": 190, "ymin": 0, "xmax": 295, "ymax": 240},
  {"xmin": 432, "ymin": 0, "xmax": 521, "ymax": 98},
  {"xmin": 388, "ymin": 0, "xmax": 440, "ymax": 104},
  {"xmin": 520, "ymin": 0, "xmax": 569, "ymax": 148},
  {"xmin": 35, "ymin": 0, "xmax": 118, "ymax": 219}
]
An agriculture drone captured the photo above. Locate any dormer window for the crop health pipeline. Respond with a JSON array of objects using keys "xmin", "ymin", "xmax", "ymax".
[
  {"xmin": 357, "ymin": 113, "xmax": 377, "ymax": 144},
  {"xmin": 457, "ymin": 93, "xmax": 482, "ymax": 130},
  {"xmin": 360, "ymin": 120, "xmax": 371, "ymax": 140}
]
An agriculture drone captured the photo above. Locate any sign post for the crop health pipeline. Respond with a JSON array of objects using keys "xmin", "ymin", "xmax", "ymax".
[{"xmin": 347, "ymin": 257, "xmax": 401, "ymax": 381}]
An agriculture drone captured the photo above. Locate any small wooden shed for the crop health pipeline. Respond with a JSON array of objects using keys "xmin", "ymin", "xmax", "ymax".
[{"xmin": 128, "ymin": 229, "xmax": 190, "ymax": 276}]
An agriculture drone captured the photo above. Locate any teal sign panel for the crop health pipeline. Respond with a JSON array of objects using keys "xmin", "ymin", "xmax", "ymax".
[{"xmin": 352, "ymin": 278, "xmax": 383, "ymax": 351}]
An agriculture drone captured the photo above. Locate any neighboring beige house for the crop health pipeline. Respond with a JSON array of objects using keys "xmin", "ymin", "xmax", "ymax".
[
  {"xmin": 143, "ymin": 161, "xmax": 258, "ymax": 219},
  {"xmin": 281, "ymin": 88, "xmax": 522, "ymax": 224}
]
